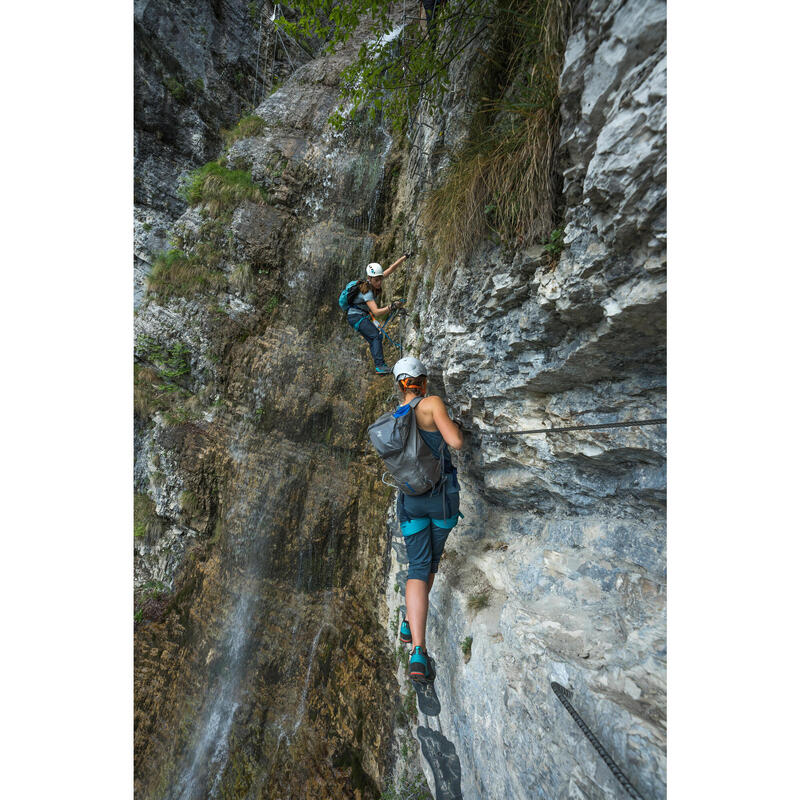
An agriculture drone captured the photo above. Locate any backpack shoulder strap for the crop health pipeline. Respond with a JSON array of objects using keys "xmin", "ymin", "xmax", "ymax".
[{"xmin": 407, "ymin": 396, "xmax": 424, "ymax": 409}]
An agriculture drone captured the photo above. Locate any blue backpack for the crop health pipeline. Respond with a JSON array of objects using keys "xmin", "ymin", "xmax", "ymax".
[{"xmin": 338, "ymin": 280, "xmax": 361, "ymax": 314}]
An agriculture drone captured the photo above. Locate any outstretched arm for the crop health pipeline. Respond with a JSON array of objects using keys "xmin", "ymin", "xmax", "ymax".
[
  {"xmin": 382, "ymin": 253, "xmax": 408, "ymax": 278},
  {"xmin": 429, "ymin": 396, "xmax": 464, "ymax": 450}
]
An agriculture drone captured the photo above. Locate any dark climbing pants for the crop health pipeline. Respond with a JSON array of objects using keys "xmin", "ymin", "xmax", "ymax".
[{"xmin": 348, "ymin": 311, "xmax": 386, "ymax": 369}]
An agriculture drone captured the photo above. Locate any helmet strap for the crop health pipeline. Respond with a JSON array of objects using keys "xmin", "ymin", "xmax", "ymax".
[{"xmin": 399, "ymin": 377, "xmax": 427, "ymax": 396}]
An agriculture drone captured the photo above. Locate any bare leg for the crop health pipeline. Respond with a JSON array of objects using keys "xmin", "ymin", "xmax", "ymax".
[{"xmin": 406, "ymin": 572, "xmax": 436, "ymax": 651}]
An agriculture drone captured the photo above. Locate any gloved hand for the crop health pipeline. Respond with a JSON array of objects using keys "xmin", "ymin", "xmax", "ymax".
[
  {"xmin": 390, "ymin": 299, "xmax": 405, "ymax": 311},
  {"xmin": 403, "ymin": 251, "xmax": 413, "ymax": 259}
]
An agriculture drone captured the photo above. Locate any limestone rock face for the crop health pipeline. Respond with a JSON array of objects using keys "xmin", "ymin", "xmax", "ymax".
[
  {"xmin": 384, "ymin": 1, "xmax": 666, "ymax": 798},
  {"xmin": 134, "ymin": 0, "xmax": 310, "ymax": 307}
]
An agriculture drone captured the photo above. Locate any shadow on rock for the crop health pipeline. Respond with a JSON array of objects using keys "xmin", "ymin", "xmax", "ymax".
[
  {"xmin": 391, "ymin": 539, "xmax": 409, "ymax": 565},
  {"xmin": 417, "ymin": 726, "xmax": 463, "ymax": 800},
  {"xmin": 411, "ymin": 657, "xmax": 440, "ymax": 717}
]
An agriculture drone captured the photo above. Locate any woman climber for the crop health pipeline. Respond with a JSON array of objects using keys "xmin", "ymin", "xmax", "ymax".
[
  {"xmin": 340, "ymin": 255, "xmax": 408, "ymax": 374},
  {"xmin": 390, "ymin": 356, "xmax": 463, "ymax": 682}
]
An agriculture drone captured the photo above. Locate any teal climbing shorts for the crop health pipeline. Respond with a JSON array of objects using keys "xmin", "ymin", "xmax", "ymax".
[
  {"xmin": 397, "ymin": 471, "xmax": 461, "ymax": 581},
  {"xmin": 401, "ymin": 517, "xmax": 459, "ymax": 581}
]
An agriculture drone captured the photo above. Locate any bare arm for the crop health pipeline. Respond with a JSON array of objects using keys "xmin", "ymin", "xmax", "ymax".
[
  {"xmin": 366, "ymin": 299, "xmax": 390, "ymax": 317},
  {"xmin": 382, "ymin": 253, "xmax": 408, "ymax": 278},
  {"xmin": 429, "ymin": 396, "xmax": 464, "ymax": 450}
]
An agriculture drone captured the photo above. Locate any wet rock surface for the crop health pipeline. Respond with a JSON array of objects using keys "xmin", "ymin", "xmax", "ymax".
[{"xmin": 134, "ymin": 19, "xmax": 409, "ymax": 799}]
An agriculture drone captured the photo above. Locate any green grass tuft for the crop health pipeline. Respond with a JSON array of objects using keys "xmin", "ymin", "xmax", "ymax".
[
  {"xmin": 467, "ymin": 590, "xmax": 490, "ymax": 613},
  {"xmin": 380, "ymin": 773, "xmax": 433, "ymax": 800},
  {"xmin": 230, "ymin": 263, "xmax": 254, "ymax": 294},
  {"xmin": 180, "ymin": 161, "xmax": 267, "ymax": 218},
  {"xmin": 146, "ymin": 248, "xmax": 227, "ymax": 298},
  {"xmin": 422, "ymin": 0, "xmax": 568, "ymax": 267},
  {"xmin": 222, "ymin": 114, "xmax": 267, "ymax": 148},
  {"xmin": 134, "ymin": 492, "xmax": 161, "ymax": 540},
  {"xmin": 164, "ymin": 76, "xmax": 187, "ymax": 102}
]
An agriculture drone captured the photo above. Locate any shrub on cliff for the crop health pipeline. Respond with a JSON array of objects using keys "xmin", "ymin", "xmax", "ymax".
[
  {"xmin": 180, "ymin": 161, "xmax": 267, "ymax": 217},
  {"xmin": 423, "ymin": 0, "xmax": 569, "ymax": 262},
  {"xmin": 145, "ymin": 248, "xmax": 227, "ymax": 298}
]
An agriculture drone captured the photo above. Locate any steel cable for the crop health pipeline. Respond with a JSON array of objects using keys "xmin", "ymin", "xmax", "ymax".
[
  {"xmin": 551, "ymin": 683, "xmax": 644, "ymax": 800},
  {"xmin": 479, "ymin": 418, "xmax": 666, "ymax": 437}
]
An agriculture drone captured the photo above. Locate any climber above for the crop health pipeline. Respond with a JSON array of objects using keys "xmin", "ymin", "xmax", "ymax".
[
  {"xmin": 368, "ymin": 357, "xmax": 463, "ymax": 682},
  {"xmin": 339, "ymin": 254, "xmax": 408, "ymax": 375}
]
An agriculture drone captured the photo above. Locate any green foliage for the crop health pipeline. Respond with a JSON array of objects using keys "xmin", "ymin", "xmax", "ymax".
[
  {"xmin": 146, "ymin": 248, "xmax": 226, "ymax": 297},
  {"xmin": 137, "ymin": 335, "xmax": 192, "ymax": 381},
  {"xmin": 192, "ymin": 77, "xmax": 205, "ymax": 94},
  {"xmin": 135, "ymin": 337, "xmax": 197, "ymax": 418},
  {"xmin": 181, "ymin": 490, "xmax": 201, "ymax": 518},
  {"xmin": 180, "ymin": 161, "xmax": 267, "ymax": 217},
  {"xmin": 461, "ymin": 635, "xmax": 473, "ymax": 662},
  {"xmin": 134, "ymin": 492, "xmax": 161, "ymax": 540},
  {"xmin": 404, "ymin": 687, "xmax": 417, "ymax": 718},
  {"xmin": 422, "ymin": 0, "xmax": 569, "ymax": 263},
  {"xmin": 222, "ymin": 114, "xmax": 267, "ymax": 148},
  {"xmin": 164, "ymin": 406, "xmax": 201, "ymax": 426},
  {"xmin": 134, "ymin": 364, "xmax": 164, "ymax": 417},
  {"xmin": 276, "ymin": 0, "xmax": 488, "ymax": 132},
  {"xmin": 247, "ymin": 1, "xmax": 260, "ymax": 25},
  {"xmin": 142, "ymin": 222, "xmax": 152, "ymax": 232},
  {"xmin": 467, "ymin": 590, "xmax": 490, "ymax": 612},
  {"xmin": 265, "ymin": 294, "xmax": 279, "ymax": 315},
  {"xmin": 542, "ymin": 226, "xmax": 564, "ymax": 257},
  {"xmin": 164, "ymin": 76, "xmax": 187, "ymax": 102}
]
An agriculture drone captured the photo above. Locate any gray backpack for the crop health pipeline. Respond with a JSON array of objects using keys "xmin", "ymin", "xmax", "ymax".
[{"xmin": 368, "ymin": 396, "xmax": 443, "ymax": 495}]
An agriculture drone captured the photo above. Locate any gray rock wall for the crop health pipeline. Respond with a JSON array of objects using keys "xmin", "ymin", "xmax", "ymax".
[
  {"xmin": 385, "ymin": 1, "xmax": 666, "ymax": 797},
  {"xmin": 134, "ymin": 0, "xmax": 309, "ymax": 306}
]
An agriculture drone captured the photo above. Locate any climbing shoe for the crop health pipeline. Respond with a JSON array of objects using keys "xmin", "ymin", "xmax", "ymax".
[
  {"xmin": 409, "ymin": 646, "xmax": 432, "ymax": 682},
  {"xmin": 375, "ymin": 365, "xmax": 392, "ymax": 375},
  {"xmin": 399, "ymin": 618, "xmax": 411, "ymax": 644}
]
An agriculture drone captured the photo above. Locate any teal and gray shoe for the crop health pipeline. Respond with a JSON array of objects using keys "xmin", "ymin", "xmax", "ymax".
[
  {"xmin": 409, "ymin": 646, "xmax": 432, "ymax": 682},
  {"xmin": 399, "ymin": 618, "xmax": 411, "ymax": 644},
  {"xmin": 375, "ymin": 365, "xmax": 392, "ymax": 375}
]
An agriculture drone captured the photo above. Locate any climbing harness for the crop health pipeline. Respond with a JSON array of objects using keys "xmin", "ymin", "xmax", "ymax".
[
  {"xmin": 481, "ymin": 418, "xmax": 667, "ymax": 437},
  {"xmin": 374, "ymin": 305, "xmax": 407, "ymax": 355},
  {"xmin": 551, "ymin": 683, "xmax": 644, "ymax": 800}
]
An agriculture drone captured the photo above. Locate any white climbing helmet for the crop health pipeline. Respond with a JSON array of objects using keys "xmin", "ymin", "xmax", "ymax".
[
  {"xmin": 393, "ymin": 356, "xmax": 427, "ymax": 382},
  {"xmin": 366, "ymin": 262, "xmax": 384, "ymax": 277}
]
